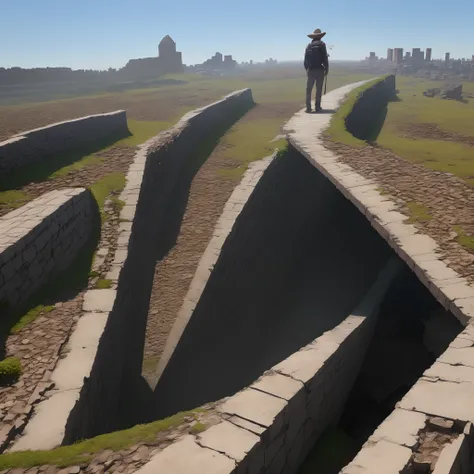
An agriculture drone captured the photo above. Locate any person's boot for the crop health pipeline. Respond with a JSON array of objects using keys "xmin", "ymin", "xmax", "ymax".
[
  {"xmin": 315, "ymin": 104, "xmax": 322, "ymax": 112},
  {"xmin": 305, "ymin": 106, "xmax": 312, "ymax": 113}
]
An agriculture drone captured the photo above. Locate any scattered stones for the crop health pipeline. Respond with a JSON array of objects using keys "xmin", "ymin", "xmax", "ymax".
[{"xmin": 428, "ymin": 417, "xmax": 454, "ymax": 432}]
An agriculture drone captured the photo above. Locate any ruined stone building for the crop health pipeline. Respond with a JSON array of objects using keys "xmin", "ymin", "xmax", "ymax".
[
  {"xmin": 193, "ymin": 52, "xmax": 237, "ymax": 71},
  {"xmin": 121, "ymin": 35, "xmax": 184, "ymax": 79}
]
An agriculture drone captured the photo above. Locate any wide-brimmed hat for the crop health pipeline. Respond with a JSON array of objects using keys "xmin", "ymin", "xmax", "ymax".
[{"xmin": 308, "ymin": 28, "xmax": 326, "ymax": 39}]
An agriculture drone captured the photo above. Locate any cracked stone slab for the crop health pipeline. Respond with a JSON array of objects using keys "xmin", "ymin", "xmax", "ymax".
[
  {"xmin": 228, "ymin": 416, "xmax": 266, "ymax": 436},
  {"xmin": 10, "ymin": 390, "xmax": 80, "ymax": 452},
  {"xmin": 82, "ymin": 289, "xmax": 116, "ymax": 312},
  {"xmin": 398, "ymin": 379, "xmax": 474, "ymax": 422},
  {"xmin": 342, "ymin": 439, "xmax": 412, "ymax": 474},
  {"xmin": 198, "ymin": 421, "xmax": 260, "ymax": 461},
  {"xmin": 218, "ymin": 388, "xmax": 286, "ymax": 428},
  {"xmin": 370, "ymin": 408, "xmax": 426, "ymax": 449},
  {"xmin": 251, "ymin": 372, "xmax": 304, "ymax": 401},
  {"xmin": 135, "ymin": 435, "xmax": 235, "ymax": 474},
  {"xmin": 438, "ymin": 346, "xmax": 474, "ymax": 368},
  {"xmin": 425, "ymin": 361, "xmax": 474, "ymax": 384}
]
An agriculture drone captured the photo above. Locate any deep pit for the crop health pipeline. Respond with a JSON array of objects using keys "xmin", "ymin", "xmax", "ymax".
[{"xmin": 297, "ymin": 265, "xmax": 463, "ymax": 474}]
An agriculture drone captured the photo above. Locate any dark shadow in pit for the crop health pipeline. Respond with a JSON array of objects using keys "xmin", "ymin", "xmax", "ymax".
[
  {"xmin": 0, "ymin": 206, "xmax": 101, "ymax": 385},
  {"xmin": 0, "ymin": 130, "xmax": 131, "ymax": 192},
  {"xmin": 298, "ymin": 265, "xmax": 463, "ymax": 474},
  {"xmin": 151, "ymin": 145, "xmax": 395, "ymax": 419}
]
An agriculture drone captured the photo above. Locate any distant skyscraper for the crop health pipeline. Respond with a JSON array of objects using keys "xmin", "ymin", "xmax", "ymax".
[
  {"xmin": 472, "ymin": 55, "xmax": 474, "ymax": 63},
  {"xmin": 426, "ymin": 48, "xmax": 432, "ymax": 61},
  {"xmin": 393, "ymin": 48, "xmax": 404, "ymax": 64},
  {"xmin": 369, "ymin": 52, "xmax": 376, "ymax": 60},
  {"xmin": 445, "ymin": 52, "xmax": 450, "ymax": 62},
  {"xmin": 387, "ymin": 48, "xmax": 393, "ymax": 62}
]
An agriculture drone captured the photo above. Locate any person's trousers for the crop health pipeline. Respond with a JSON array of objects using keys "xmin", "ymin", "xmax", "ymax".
[{"xmin": 306, "ymin": 68, "xmax": 325, "ymax": 110}]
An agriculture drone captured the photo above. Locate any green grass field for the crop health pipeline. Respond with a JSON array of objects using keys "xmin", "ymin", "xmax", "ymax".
[{"xmin": 378, "ymin": 77, "xmax": 474, "ymax": 185}]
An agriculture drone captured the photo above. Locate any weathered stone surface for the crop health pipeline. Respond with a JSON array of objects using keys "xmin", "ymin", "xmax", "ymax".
[
  {"xmin": 198, "ymin": 421, "xmax": 260, "ymax": 461},
  {"xmin": 218, "ymin": 389, "xmax": 286, "ymax": 428},
  {"xmin": 251, "ymin": 373, "xmax": 304, "ymax": 401},
  {"xmin": 134, "ymin": 435, "xmax": 235, "ymax": 474},
  {"xmin": 371, "ymin": 408, "xmax": 426, "ymax": 449},
  {"xmin": 82, "ymin": 290, "xmax": 116, "ymax": 312},
  {"xmin": 399, "ymin": 379, "xmax": 474, "ymax": 422},
  {"xmin": 0, "ymin": 189, "xmax": 96, "ymax": 308},
  {"xmin": 342, "ymin": 439, "xmax": 412, "ymax": 474}
]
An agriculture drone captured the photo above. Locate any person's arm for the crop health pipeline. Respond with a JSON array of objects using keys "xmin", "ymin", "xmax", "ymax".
[
  {"xmin": 304, "ymin": 45, "xmax": 310, "ymax": 70},
  {"xmin": 322, "ymin": 43, "xmax": 329, "ymax": 73}
]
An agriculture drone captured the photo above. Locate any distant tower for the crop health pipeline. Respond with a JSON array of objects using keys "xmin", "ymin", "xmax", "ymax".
[
  {"xmin": 426, "ymin": 48, "xmax": 432, "ymax": 61},
  {"xmin": 445, "ymin": 52, "xmax": 450, "ymax": 62},
  {"xmin": 393, "ymin": 48, "xmax": 404, "ymax": 64},
  {"xmin": 158, "ymin": 35, "xmax": 177, "ymax": 58},
  {"xmin": 387, "ymin": 48, "xmax": 393, "ymax": 62}
]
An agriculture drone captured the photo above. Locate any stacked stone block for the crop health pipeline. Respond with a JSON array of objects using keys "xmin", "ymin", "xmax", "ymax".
[
  {"xmin": 0, "ymin": 111, "xmax": 128, "ymax": 173},
  {"xmin": 0, "ymin": 188, "xmax": 98, "ymax": 310}
]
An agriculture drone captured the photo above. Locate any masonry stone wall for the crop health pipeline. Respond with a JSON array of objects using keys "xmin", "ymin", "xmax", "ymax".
[
  {"xmin": 0, "ymin": 111, "xmax": 128, "ymax": 173},
  {"xmin": 0, "ymin": 188, "xmax": 98, "ymax": 310},
  {"xmin": 152, "ymin": 145, "xmax": 395, "ymax": 420},
  {"xmin": 133, "ymin": 258, "xmax": 401, "ymax": 474},
  {"xmin": 345, "ymin": 74, "xmax": 396, "ymax": 141},
  {"xmin": 62, "ymin": 89, "xmax": 255, "ymax": 443}
]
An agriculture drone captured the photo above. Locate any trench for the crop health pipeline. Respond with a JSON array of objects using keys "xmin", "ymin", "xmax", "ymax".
[
  {"xmin": 152, "ymin": 146, "xmax": 420, "ymax": 419},
  {"xmin": 297, "ymin": 265, "xmax": 463, "ymax": 474}
]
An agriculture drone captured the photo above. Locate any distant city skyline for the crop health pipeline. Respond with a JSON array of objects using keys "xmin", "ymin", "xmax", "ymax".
[{"xmin": 1, "ymin": 0, "xmax": 474, "ymax": 70}]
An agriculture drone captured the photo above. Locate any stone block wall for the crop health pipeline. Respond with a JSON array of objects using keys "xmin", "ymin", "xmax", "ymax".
[
  {"xmin": 344, "ymin": 74, "xmax": 396, "ymax": 141},
  {"xmin": 62, "ymin": 89, "xmax": 255, "ymax": 443},
  {"xmin": 133, "ymin": 257, "xmax": 402, "ymax": 474},
  {"xmin": 0, "ymin": 111, "xmax": 128, "ymax": 173},
  {"xmin": 341, "ymin": 322, "xmax": 474, "ymax": 474},
  {"xmin": 0, "ymin": 188, "xmax": 98, "ymax": 310}
]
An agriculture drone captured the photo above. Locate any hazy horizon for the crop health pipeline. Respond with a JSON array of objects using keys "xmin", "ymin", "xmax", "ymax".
[{"xmin": 1, "ymin": 0, "xmax": 473, "ymax": 70}]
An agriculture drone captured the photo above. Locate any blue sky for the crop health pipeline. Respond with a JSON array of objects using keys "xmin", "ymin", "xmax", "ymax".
[{"xmin": 1, "ymin": 0, "xmax": 473, "ymax": 70}]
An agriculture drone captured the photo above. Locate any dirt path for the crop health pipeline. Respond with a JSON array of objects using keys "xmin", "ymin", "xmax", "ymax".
[
  {"xmin": 324, "ymin": 140, "xmax": 474, "ymax": 285},
  {"xmin": 142, "ymin": 104, "xmax": 297, "ymax": 380}
]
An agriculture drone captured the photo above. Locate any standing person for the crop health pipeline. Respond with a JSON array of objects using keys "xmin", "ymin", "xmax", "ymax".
[{"xmin": 304, "ymin": 28, "xmax": 329, "ymax": 113}]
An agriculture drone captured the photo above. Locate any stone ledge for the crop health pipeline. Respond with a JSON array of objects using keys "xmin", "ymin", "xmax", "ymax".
[
  {"xmin": 283, "ymin": 80, "xmax": 474, "ymax": 327},
  {"xmin": 0, "ymin": 111, "xmax": 128, "ymax": 173}
]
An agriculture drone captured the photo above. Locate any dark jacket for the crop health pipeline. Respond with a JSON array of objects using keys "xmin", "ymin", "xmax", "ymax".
[{"xmin": 304, "ymin": 40, "xmax": 329, "ymax": 71}]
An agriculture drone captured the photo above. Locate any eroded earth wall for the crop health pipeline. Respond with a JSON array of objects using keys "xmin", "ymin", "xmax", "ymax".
[
  {"xmin": 152, "ymin": 145, "xmax": 395, "ymax": 419},
  {"xmin": 0, "ymin": 188, "xmax": 98, "ymax": 310},
  {"xmin": 0, "ymin": 111, "xmax": 128, "ymax": 172},
  {"xmin": 345, "ymin": 74, "xmax": 395, "ymax": 140},
  {"xmin": 63, "ymin": 89, "xmax": 255, "ymax": 443}
]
